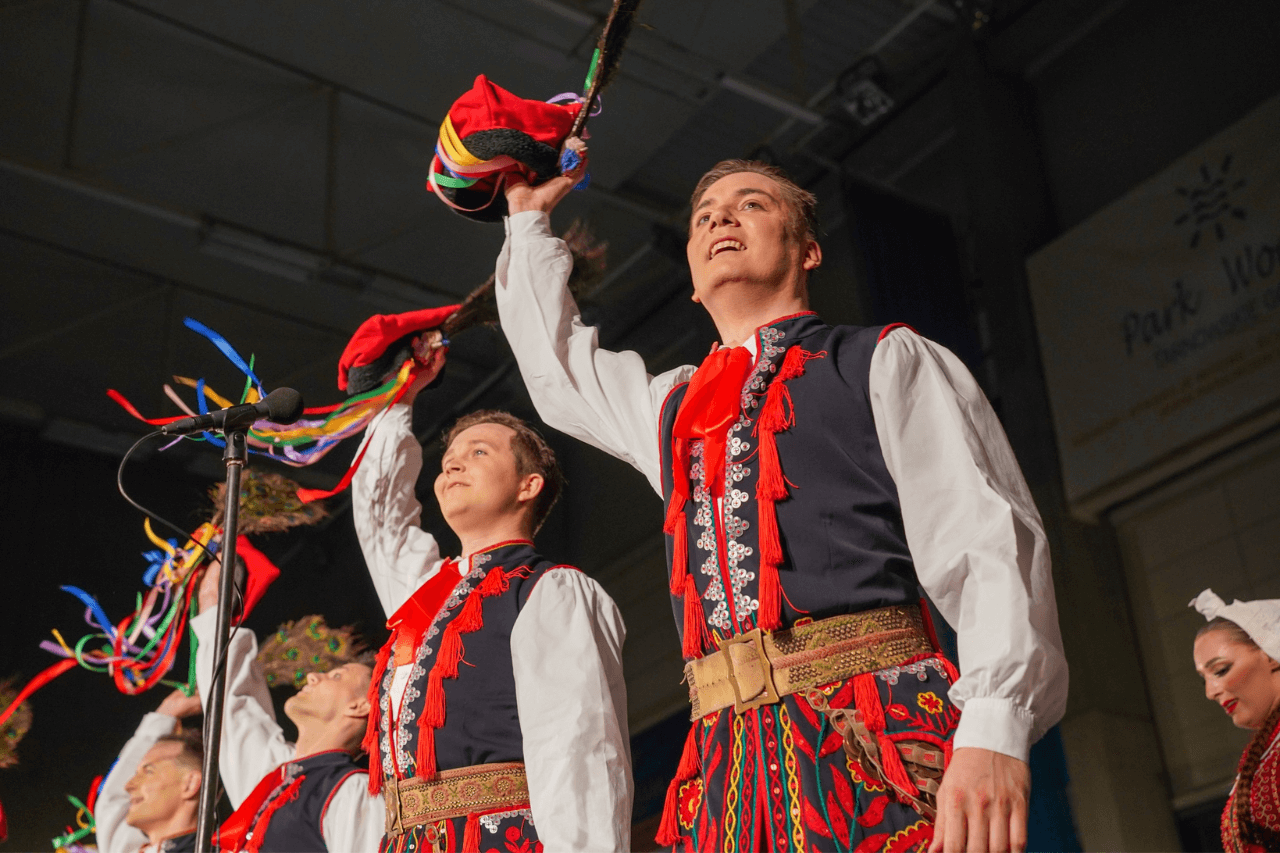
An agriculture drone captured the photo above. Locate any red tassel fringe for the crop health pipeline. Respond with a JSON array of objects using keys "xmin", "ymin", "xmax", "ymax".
[
  {"xmin": 462, "ymin": 813, "xmax": 481, "ymax": 852},
  {"xmin": 675, "ymin": 722, "xmax": 701, "ymax": 781},
  {"xmin": 423, "ymin": 669, "xmax": 446, "ymax": 728},
  {"xmin": 453, "ymin": 594, "xmax": 484, "ymax": 633},
  {"xmin": 667, "ymin": 509, "xmax": 688, "ymax": 594},
  {"xmin": 656, "ymin": 777, "xmax": 683, "ymax": 847},
  {"xmin": 411, "ymin": 565, "xmax": 511, "ymax": 782},
  {"xmin": 437, "ymin": 625, "xmax": 465, "ymax": 679},
  {"xmin": 362, "ymin": 634, "xmax": 395, "ymax": 795},
  {"xmin": 415, "ymin": 724, "xmax": 437, "ymax": 780},
  {"xmin": 853, "ymin": 673, "xmax": 918, "ymax": 801},
  {"xmin": 681, "ymin": 575, "xmax": 709, "ymax": 658}
]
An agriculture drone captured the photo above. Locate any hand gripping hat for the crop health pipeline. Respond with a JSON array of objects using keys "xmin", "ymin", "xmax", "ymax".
[
  {"xmin": 1191, "ymin": 588, "xmax": 1280, "ymax": 662},
  {"xmin": 338, "ymin": 304, "xmax": 459, "ymax": 395},
  {"xmin": 428, "ymin": 75, "xmax": 582, "ymax": 223}
]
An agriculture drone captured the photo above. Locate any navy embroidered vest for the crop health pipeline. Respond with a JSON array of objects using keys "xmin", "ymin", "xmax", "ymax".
[
  {"xmin": 376, "ymin": 541, "xmax": 569, "ymax": 780},
  {"xmin": 659, "ymin": 313, "xmax": 917, "ymax": 651},
  {"xmin": 254, "ymin": 750, "xmax": 366, "ymax": 852}
]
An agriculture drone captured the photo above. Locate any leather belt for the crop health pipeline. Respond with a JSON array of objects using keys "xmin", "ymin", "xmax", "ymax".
[
  {"xmin": 384, "ymin": 762, "xmax": 529, "ymax": 838},
  {"xmin": 684, "ymin": 605, "xmax": 933, "ymax": 718}
]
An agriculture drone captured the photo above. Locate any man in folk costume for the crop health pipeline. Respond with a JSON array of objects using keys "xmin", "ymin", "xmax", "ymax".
[
  {"xmin": 348, "ymin": 315, "xmax": 632, "ymax": 852},
  {"xmin": 492, "ymin": 149, "xmax": 1069, "ymax": 852},
  {"xmin": 95, "ymin": 690, "xmax": 203, "ymax": 853},
  {"xmin": 190, "ymin": 556, "xmax": 384, "ymax": 851}
]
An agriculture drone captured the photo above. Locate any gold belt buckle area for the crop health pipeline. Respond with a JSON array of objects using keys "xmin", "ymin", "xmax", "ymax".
[{"xmin": 723, "ymin": 627, "xmax": 781, "ymax": 713}]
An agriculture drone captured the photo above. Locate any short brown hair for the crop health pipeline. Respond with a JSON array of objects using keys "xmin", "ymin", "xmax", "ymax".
[
  {"xmin": 689, "ymin": 160, "xmax": 819, "ymax": 243},
  {"xmin": 155, "ymin": 729, "xmax": 203, "ymax": 772},
  {"xmin": 443, "ymin": 410, "xmax": 564, "ymax": 534},
  {"xmin": 1197, "ymin": 617, "xmax": 1257, "ymax": 648}
]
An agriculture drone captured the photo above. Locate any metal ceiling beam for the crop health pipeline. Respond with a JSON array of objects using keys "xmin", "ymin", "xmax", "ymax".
[
  {"xmin": 0, "ymin": 156, "xmax": 459, "ymax": 303},
  {"xmin": 105, "ymin": 0, "xmax": 439, "ymax": 128}
]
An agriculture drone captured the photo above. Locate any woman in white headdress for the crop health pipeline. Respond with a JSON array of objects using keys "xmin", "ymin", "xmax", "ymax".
[{"xmin": 1191, "ymin": 589, "xmax": 1280, "ymax": 852}]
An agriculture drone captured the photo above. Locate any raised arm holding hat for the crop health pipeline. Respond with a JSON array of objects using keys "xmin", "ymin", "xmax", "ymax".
[
  {"xmin": 493, "ymin": 151, "xmax": 1068, "ymax": 853},
  {"xmin": 348, "ymin": 325, "xmax": 632, "ymax": 852}
]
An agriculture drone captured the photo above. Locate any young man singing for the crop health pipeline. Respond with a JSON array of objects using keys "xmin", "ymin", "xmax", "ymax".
[
  {"xmin": 492, "ymin": 150, "xmax": 1068, "ymax": 853},
  {"xmin": 190, "ymin": 562, "xmax": 383, "ymax": 851},
  {"xmin": 352, "ymin": 334, "xmax": 632, "ymax": 852},
  {"xmin": 95, "ymin": 690, "xmax": 203, "ymax": 853}
]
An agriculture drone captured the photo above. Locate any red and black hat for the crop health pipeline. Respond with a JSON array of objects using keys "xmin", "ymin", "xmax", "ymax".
[
  {"xmin": 428, "ymin": 75, "xmax": 582, "ymax": 222},
  {"xmin": 338, "ymin": 304, "xmax": 458, "ymax": 394}
]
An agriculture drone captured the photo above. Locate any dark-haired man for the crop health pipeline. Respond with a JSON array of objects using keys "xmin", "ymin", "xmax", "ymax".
[
  {"xmin": 353, "ymin": 341, "xmax": 631, "ymax": 852},
  {"xmin": 190, "ymin": 562, "xmax": 382, "ymax": 851},
  {"xmin": 96, "ymin": 691, "xmax": 202, "ymax": 853},
  {"xmin": 493, "ymin": 150, "xmax": 1068, "ymax": 852}
]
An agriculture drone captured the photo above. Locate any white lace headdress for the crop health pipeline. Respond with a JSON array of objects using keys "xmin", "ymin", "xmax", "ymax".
[{"xmin": 1190, "ymin": 589, "xmax": 1280, "ymax": 662}]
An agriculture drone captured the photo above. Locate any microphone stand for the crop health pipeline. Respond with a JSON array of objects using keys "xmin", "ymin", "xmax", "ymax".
[{"xmin": 195, "ymin": 428, "xmax": 248, "ymax": 852}]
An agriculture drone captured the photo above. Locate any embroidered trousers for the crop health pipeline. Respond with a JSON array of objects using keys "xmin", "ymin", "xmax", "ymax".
[{"xmin": 672, "ymin": 655, "xmax": 958, "ymax": 853}]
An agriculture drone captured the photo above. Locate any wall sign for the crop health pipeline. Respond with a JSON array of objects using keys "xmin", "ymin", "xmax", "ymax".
[{"xmin": 1028, "ymin": 95, "xmax": 1280, "ymax": 519}]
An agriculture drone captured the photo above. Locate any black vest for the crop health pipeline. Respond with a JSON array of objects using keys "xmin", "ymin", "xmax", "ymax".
[
  {"xmin": 159, "ymin": 830, "xmax": 196, "ymax": 853},
  {"xmin": 659, "ymin": 313, "xmax": 917, "ymax": 647},
  {"xmin": 377, "ymin": 541, "xmax": 569, "ymax": 778},
  {"xmin": 254, "ymin": 750, "xmax": 366, "ymax": 853}
]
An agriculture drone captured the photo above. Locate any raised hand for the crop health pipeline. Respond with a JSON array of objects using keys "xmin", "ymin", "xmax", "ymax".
[
  {"xmin": 504, "ymin": 138, "xmax": 588, "ymax": 216},
  {"xmin": 197, "ymin": 558, "xmax": 220, "ymax": 615},
  {"xmin": 156, "ymin": 686, "xmax": 202, "ymax": 719},
  {"xmin": 402, "ymin": 330, "xmax": 448, "ymax": 406}
]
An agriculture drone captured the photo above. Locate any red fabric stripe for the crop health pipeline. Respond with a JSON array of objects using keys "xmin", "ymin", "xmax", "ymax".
[{"xmin": 876, "ymin": 322, "xmax": 918, "ymax": 343}]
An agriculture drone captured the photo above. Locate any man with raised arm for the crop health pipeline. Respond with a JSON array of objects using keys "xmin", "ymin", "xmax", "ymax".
[
  {"xmin": 94, "ymin": 690, "xmax": 202, "ymax": 853},
  {"xmin": 190, "ymin": 562, "xmax": 382, "ymax": 852},
  {"xmin": 492, "ymin": 148, "xmax": 1069, "ymax": 853},
  {"xmin": 350, "ymin": 329, "xmax": 631, "ymax": 852}
]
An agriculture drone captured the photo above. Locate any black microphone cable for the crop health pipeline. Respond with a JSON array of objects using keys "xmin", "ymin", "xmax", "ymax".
[{"xmin": 117, "ymin": 429, "xmax": 248, "ymax": 818}]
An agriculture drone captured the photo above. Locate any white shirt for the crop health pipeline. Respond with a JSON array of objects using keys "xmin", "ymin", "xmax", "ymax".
[
  {"xmin": 95, "ymin": 711, "xmax": 187, "ymax": 853},
  {"xmin": 351, "ymin": 404, "xmax": 633, "ymax": 851},
  {"xmin": 492, "ymin": 209, "xmax": 1069, "ymax": 763},
  {"xmin": 190, "ymin": 610, "xmax": 383, "ymax": 853}
]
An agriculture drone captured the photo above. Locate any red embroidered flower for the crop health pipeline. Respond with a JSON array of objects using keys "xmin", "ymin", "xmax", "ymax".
[
  {"xmin": 885, "ymin": 819, "xmax": 933, "ymax": 852},
  {"xmin": 678, "ymin": 778, "xmax": 703, "ymax": 828},
  {"xmin": 847, "ymin": 756, "xmax": 886, "ymax": 792},
  {"xmin": 916, "ymin": 692, "xmax": 944, "ymax": 715},
  {"xmin": 887, "ymin": 704, "xmax": 911, "ymax": 720}
]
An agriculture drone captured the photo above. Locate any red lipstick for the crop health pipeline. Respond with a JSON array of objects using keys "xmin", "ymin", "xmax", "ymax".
[{"xmin": 1224, "ymin": 699, "xmax": 1239, "ymax": 714}]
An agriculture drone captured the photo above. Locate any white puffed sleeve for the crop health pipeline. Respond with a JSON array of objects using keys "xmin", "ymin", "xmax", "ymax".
[
  {"xmin": 511, "ymin": 568, "xmax": 632, "ymax": 851},
  {"xmin": 870, "ymin": 327, "xmax": 1068, "ymax": 761}
]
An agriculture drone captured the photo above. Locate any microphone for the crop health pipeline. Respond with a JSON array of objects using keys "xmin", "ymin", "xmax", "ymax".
[{"xmin": 160, "ymin": 387, "xmax": 304, "ymax": 436}]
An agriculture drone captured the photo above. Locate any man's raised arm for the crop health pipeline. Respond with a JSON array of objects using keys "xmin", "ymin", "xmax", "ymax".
[
  {"xmin": 192, "ymin": 565, "xmax": 293, "ymax": 808},
  {"xmin": 496, "ymin": 159, "xmax": 693, "ymax": 496}
]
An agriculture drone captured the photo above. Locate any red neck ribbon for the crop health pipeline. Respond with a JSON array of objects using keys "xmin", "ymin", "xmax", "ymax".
[
  {"xmin": 388, "ymin": 558, "xmax": 462, "ymax": 667},
  {"xmin": 671, "ymin": 345, "xmax": 754, "ymax": 498}
]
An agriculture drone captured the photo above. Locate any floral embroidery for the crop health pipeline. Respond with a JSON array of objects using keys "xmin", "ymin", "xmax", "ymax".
[
  {"xmin": 483, "ymin": 824, "xmax": 543, "ymax": 853},
  {"xmin": 884, "ymin": 819, "xmax": 934, "ymax": 852},
  {"xmin": 916, "ymin": 692, "xmax": 944, "ymax": 714},
  {"xmin": 887, "ymin": 704, "xmax": 911, "ymax": 721},
  {"xmin": 678, "ymin": 778, "xmax": 703, "ymax": 829}
]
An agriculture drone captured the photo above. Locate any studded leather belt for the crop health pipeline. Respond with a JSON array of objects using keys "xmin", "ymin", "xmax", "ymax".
[
  {"xmin": 384, "ymin": 761, "xmax": 529, "ymax": 838},
  {"xmin": 684, "ymin": 605, "xmax": 934, "ymax": 718}
]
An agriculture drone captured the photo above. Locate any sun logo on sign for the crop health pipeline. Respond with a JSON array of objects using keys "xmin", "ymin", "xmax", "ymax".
[{"xmin": 1173, "ymin": 154, "xmax": 1247, "ymax": 248}]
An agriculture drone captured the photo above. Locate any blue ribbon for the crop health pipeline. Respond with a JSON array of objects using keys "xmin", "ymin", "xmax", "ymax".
[
  {"xmin": 60, "ymin": 586, "xmax": 116, "ymax": 640},
  {"xmin": 183, "ymin": 317, "xmax": 264, "ymax": 393}
]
